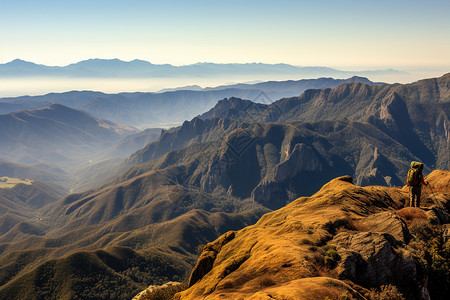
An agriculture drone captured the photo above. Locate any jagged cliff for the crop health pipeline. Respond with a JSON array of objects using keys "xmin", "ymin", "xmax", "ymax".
[
  {"xmin": 122, "ymin": 74, "xmax": 449, "ymax": 210},
  {"xmin": 173, "ymin": 170, "xmax": 450, "ymax": 299}
]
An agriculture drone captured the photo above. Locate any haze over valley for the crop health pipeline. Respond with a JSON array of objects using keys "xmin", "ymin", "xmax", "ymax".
[
  {"xmin": 0, "ymin": 70, "xmax": 449, "ymax": 299},
  {"xmin": 1, "ymin": 59, "xmax": 446, "ymax": 98}
]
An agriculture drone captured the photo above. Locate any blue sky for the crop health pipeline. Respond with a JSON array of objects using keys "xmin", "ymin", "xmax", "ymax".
[{"xmin": 1, "ymin": 0, "xmax": 449, "ymax": 69}]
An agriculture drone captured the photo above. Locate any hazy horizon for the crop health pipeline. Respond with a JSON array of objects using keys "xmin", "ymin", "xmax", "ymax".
[
  {"xmin": 3, "ymin": 57, "xmax": 450, "ymax": 71},
  {"xmin": 1, "ymin": 66, "xmax": 448, "ymax": 98},
  {"xmin": 2, "ymin": 0, "xmax": 449, "ymax": 97},
  {"xmin": 2, "ymin": 0, "xmax": 449, "ymax": 67}
]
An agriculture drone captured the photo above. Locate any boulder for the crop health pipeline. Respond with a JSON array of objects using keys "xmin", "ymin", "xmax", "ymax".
[
  {"xmin": 357, "ymin": 211, "xmax": 411, "ymax": 243},
  {"xmin": 132, "ymin": 282, "xmax": 184, "ymax": 300},
  {"xmin": 331, "ymin": 231, "xmax": 416, "ymax": 288}
]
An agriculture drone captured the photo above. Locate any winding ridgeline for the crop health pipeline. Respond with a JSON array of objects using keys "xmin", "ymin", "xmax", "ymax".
[
  {"xmin": 174, "ymin": 171, "xmax": 450, "ymax": 300},
  {"xmin": 0, "ymin": 74, "xmax": 448, "ymax": 299}
]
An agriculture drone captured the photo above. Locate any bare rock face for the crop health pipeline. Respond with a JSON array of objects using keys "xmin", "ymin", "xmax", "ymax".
[
  {"xmin": 250, "ymin": 180, "xmax": 287, "ymax": 210},
  {"xmin": 331, "ymin": 231, "xmax": 416, "ymax": 288},
  {"xmin": 187, "ymin": 231, "xmax": 236, "ymax": 287},
  {"xmin": 355, "ymin": 145, "xmax": 402, "ymax": 187},
  {"xmin": 443, "ymin": 224, "xmax": 450, "ymax": 243},
  {"xmin": 274, "ymin": 143, "xmax": 324, "ymax": 182},
  {"xmin": 379, "ymin": 93, "xmax": 403, "ymax": 134},
  {"xmin": 132, "ymin": 282, "xmax": 184, "ymax": 300},
  {"xmin": 426, "ymin": 206, "xmax": 450, "ymax": 224},
  {"xmin": 357, "ymin": 211, "xmax": 412, "ymax": 243},
  {"xmin": 251, "ymin": 143, "xmax": 326, "ymax": 209}
]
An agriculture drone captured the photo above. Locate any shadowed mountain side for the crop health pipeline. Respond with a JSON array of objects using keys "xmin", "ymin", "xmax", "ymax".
[
  {"xmin": 0, "ymin": 247, "xmax": 190, "ymax": 300},
  {"xmin": 40, "ymin": 167, "xmax": 266, "ymax": 236},
  {"xmin": 0, "ymin": 180, "xmax": 66, "ymax": 209},
  {"xmin": 98, "ymin": 128, "xmax": 162, "ymax": 160},
  {"xmin": 0, "ymin": 162, "xmax": 267, "ymax": 299},
  {"xmin": 0, "ymin": 209, "xmax": 263, "ymax": 299},
  {"xmin": 0, "ymin": 161, "xmax": 69, "ymax": 185},
  {"xmin": 269, "ymin": 74, "xmax": 450, "ymax": 169},
  {"xmin": 201, "ymin": 76, "xmax": 381, "ymax": 100},
  {"xmin": 0, "ymin": 195, "xmax": 35, "ymax": 220},
  {"xmin": 198, "ymin": 97, "xmax": 267, "ymax": 121},
  {"xmin": 0, "ymin": 199, "xmax": 48, "ymax": 246},
  {"xmin": 128, "ymin": 74, "xmax": 449, "ymax": 174},
  {"xmin": 0, "ymin": 89, "xmax": 261, "ymax": 128},
  {"xmin": 0, "ymin": 104, "xmax": 137, "ymax": 166},
  {"xmin": 122, "ymin": 119, "xmax": 417, "ymax": 210},
  {"xmin": 126, "ymin": 118, "xmax": 237, "ymax": 166},
  {"xmin": 0, "ymin": 179, "xmax": 66, "ymax": 238},
  {"xmin": 0, "ymin": 77, "xmax": 379, "ymax": 128},
  {"xmin": 175, "ymin": 171, "xmax": 450, "ymax": 300},
  {"xmin": 67, "ymin": 129, "xmax": 163, "ymax": 192},
  {"xmin": 193, "ymin": 75, "xmax": 450, "ymax": 173}
]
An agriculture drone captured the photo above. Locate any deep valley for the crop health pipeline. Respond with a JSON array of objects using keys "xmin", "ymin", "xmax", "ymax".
[{"xmin": 0, "ymin": 73, "xmax": 449, "ymax": 299}]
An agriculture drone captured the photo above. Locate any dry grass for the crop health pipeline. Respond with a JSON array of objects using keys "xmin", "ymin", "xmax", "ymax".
[
  {"xmin": 315, "ymin": 265, "xmax": 339, "ymax": 279},
  {"xmin": 425, "ymin": 170, "xmax": 450, "ymax": 192},
  {"xmin": 299, "ymin": 238, "xmax": 315, "ymax": 245},
  {"xmin": 178, "ymin": 173, "xmax": 450, "ymax": 299},
  {"xmin": 257, "ymin": 275, "xmax": 277, "ymax": 288},
  {"xmin": 365, "ymin": 284, "xmax": 405, "ymax": 300},
  {"xmin": 136, "ymin": 282, "xmax": 187, "ymax": 300},
  {"xmin": 304, "ymin": 282, "xmax": 353, "ymax": 300},
  {"xmin": 196, "ymin": 244, "xmax": 205, "ymax": 254},
  {"xmin": 396, "ymin": 207, "xmax": 428, "ymax": 225},
  {"xmin": 220, "ymin": 280, "xmax": 235, "ymax": 289},
  {"xmin": 217, "ymin": 271, "xmax": 254, "ymax": 291},
  {"xmin": 345, "ymin": 218, "xmax": 370, "ymax": 232},
  {"xmin": 308, "ymin": 288, "xmax": 343, "ymax": 300}
]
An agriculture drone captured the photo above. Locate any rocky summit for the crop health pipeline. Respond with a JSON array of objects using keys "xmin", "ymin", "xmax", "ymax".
[{"xmin": 173, "ymin": 170, "xmax": 450, "ymax": 299}]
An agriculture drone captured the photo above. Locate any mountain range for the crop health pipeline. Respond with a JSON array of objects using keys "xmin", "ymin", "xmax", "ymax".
[
  {"xmin": 0, "ymin": 76, "xmax": 388, "ymax": 192},
  {"xmin": 121, "ymin": 74, "xmax": 449, "ymax": 207},
  {"xmin": 0, "ymin": 73, "xmax": 448, "ymax": 299},
  {"xmin": 0, "ymin": 76, "xmax": 380, "ymax": 128},
  {"xmin": 0, "ymin": 104, "xmax": 160, "ymax": 192},
  {"xmin": 0, "ymin": 104, "xmax": 138, "ymax": 165},
  {"xmin": 0, "ymin": 59, "xmax": 403, "ymax": 79}
]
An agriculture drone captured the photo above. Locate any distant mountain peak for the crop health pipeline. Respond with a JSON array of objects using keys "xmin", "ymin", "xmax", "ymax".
[
  {"xmin": 6, "ymin": 59, "xmax": 37, "ymax": 66},
  {"xmin": 9, "ymin": 58, "xmax": 28, "ymax": 63},
  {"xmin": 0, "ymin": 58, "xmax": 406, "ymax": 80},
  {"xmin": 47, "ymin": 103, "xmax": 76, "ymax": 111},
  {"xmin": 348, "ymin": 75, "xmax": 371, "ymax": 81},
  {"xmin": 130, "ymin": 59, "xmax": 153, "ymax": 64}
]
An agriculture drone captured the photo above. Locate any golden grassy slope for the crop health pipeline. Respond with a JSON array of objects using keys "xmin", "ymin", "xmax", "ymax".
[
  {"xmin": 175, "ymin": 170, "xmax": 450, "ymax": 299},
  {"xmin": 0, "ymin": 177, "xmax": 33, "ymax": 189}
]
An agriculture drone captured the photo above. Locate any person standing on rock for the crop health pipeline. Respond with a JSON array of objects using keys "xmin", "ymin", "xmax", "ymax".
[{"xmin": 407, "ymin": 161, "xmax": 428, "ymax": 208}]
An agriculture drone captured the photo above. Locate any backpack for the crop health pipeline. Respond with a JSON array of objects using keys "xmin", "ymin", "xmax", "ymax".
[{"xmin": 407, "ymin": 161, "xmax": 423, "ymax": 186}]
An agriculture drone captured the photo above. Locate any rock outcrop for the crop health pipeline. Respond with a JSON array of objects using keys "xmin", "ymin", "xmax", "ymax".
[
  {"xmin": 331, "ymin": 231, "xmax": 416, "ymax": 288},
  {"xmin": 132, "ymin": 282, "xmax": 185, "ymax": 300},
  {"xmin": 175, "ymin": 170, "xmax": 450, "ymax": 299}
]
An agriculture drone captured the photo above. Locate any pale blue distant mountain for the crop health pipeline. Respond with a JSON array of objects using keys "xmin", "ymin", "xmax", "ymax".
[
  {"xmin": 0, "ymin": 104, "xmax": 138, "ymax": 166},
  {"xmin": 0, "ymin": 58, "xmax": 404, "ymax": 78},
  {"xmin": 0, "ymin": 76, "xmax": 381, "ymax": 127}
]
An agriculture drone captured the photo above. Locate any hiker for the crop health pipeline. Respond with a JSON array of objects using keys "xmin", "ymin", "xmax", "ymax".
[{"xmin": 406, "ymin": 161, "xmax": 428, "ymax": 208}]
